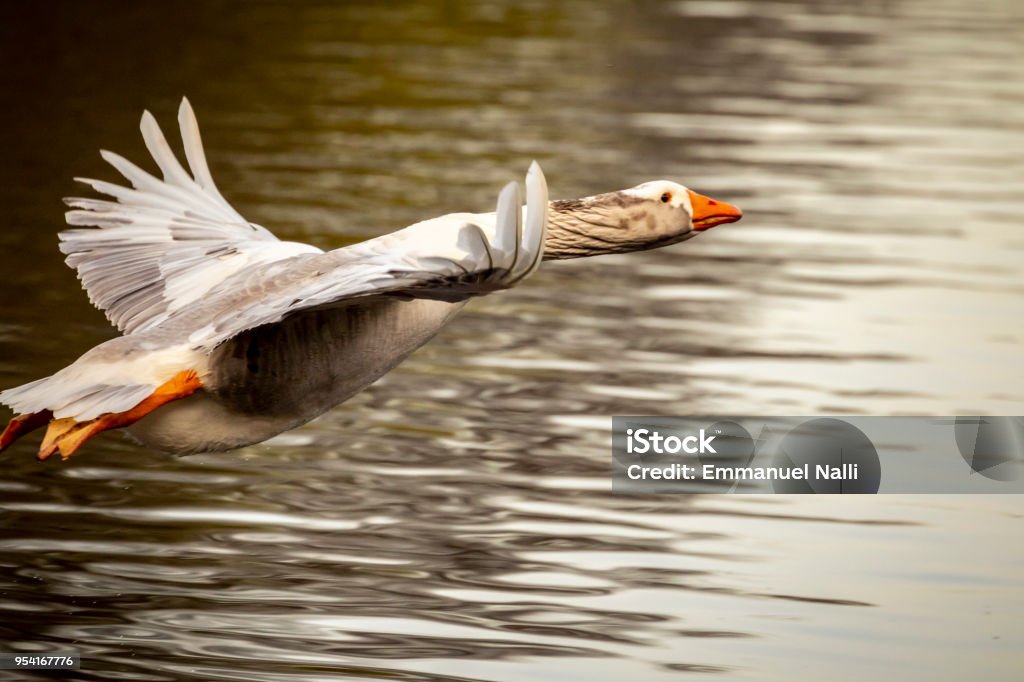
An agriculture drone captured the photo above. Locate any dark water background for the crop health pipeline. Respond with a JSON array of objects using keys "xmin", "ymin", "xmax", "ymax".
[{"xmin": 0, "ymin": 1, "xmax": 1022, "ymax": 680}]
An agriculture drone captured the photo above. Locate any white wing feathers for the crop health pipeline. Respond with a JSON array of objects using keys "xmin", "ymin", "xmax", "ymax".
[
  {"xmin": 189, "ymin": 162, "xmax": 548, "ymax": 351},
  {"xmin": 56, "ymin": 97, "xmax": 548, "ymax": 352},
  {"xmin": 60, "ymin": 98, "xmax": 321, "ymax": 335}
]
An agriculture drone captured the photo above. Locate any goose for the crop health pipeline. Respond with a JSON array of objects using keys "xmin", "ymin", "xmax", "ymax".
[{"xmin": 0, "ymin": 99, "xmax": 742, "ymax": 461}]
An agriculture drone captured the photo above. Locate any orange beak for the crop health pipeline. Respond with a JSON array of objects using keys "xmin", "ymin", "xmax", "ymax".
[{"xmin": 687, "ymin": 189, "xmax": 743, "ymax": 231}]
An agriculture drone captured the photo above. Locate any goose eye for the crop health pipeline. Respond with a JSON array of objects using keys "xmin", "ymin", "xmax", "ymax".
[{"xmin": 660, "ymin": 192, "xmax": 671, "ymax": 203}]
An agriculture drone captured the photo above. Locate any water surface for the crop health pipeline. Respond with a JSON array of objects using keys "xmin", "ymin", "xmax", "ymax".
[{"xmin": 0, "ymin": 1, "xmax": 1022, "ymax": 680}]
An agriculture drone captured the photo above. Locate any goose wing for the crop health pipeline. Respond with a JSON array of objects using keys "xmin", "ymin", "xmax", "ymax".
[
  {"xmin": 187, "ymin": 162, "xmax": 548, "ymax": 352},
  {"xmin": 60, "ymin": 98, "xmax": 322, "ymax": 335}
]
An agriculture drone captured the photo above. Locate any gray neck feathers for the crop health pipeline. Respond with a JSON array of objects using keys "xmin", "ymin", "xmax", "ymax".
[{"xmin": 542, "ymin": 195, "xmax": 656, "ymax": 260}]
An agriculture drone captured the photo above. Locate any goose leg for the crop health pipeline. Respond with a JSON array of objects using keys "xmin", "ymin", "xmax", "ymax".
[
  {"xmin": 0, "ymin": 410, "xmax": 53, "ymax": 453},
  {"xmin": 38, "ymin": 370, "xmax": 202, "ymax": 461}
]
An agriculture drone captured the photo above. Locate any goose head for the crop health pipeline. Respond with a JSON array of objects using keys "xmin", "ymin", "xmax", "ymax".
[{"xmin": 543, "ymin": 181, "xmax": 742, "ymax": 260}]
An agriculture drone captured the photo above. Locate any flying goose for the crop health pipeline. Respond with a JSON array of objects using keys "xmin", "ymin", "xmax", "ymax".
[{"xmin": 0, "ymin": 99, "xmax": 742, "ymax": 461}]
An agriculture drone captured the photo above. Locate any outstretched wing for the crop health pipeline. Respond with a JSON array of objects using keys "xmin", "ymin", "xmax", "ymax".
[
  {"xmin": 188, "ymin": 162, "xmax": 548, "ymax": 351},
  {"xmin": 60, "ymin": 98, "xmax": 321, "ymax": 335}
]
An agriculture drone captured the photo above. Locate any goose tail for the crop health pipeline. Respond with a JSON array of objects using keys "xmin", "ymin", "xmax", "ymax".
[{"xmin": 0, "ymin": 340, "xmax": 203, "ymax": 460}]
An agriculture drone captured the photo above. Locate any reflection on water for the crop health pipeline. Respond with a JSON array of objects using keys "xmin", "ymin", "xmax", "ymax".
[{"xmin": 0, "ymin": 0, "xmax": 1022, "ymax": 680}]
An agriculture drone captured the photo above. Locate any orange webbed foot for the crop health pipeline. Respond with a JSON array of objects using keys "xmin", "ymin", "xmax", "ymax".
[{"xmin": 39, "ymin": 418, "xmax": 79, "ymax": 461}]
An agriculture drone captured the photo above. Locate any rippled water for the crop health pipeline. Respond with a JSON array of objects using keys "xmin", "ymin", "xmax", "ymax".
[{"xmin": 1, "ymin": 1, "xmax": 1022, "ymax": 680}]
